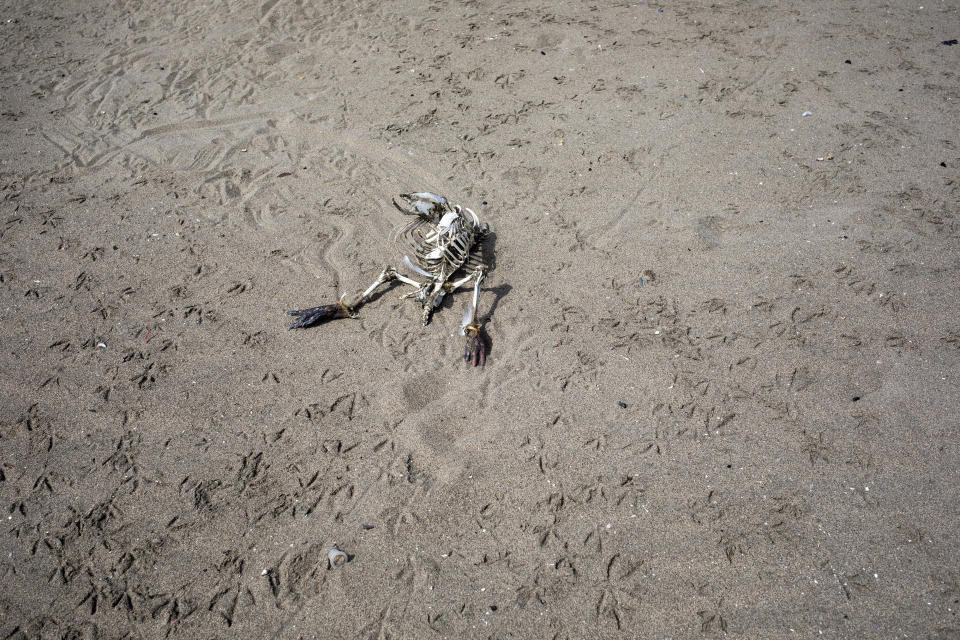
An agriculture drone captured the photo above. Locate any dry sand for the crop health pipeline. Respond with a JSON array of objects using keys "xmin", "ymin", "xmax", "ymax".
[{"xmin": 1, "ymin": 0, "xmax": 959, "ymax": 637}]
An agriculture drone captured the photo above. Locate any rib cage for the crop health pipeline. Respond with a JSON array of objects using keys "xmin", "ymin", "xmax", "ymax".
[{"xmin": 393, "ymin": 193, "xmax": 486, "ymax": 282}]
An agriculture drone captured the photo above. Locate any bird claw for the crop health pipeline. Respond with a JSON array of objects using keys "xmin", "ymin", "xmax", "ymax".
[
  {"xmin": 463, "ymin": 324, "xmax": 487, "ymax": 367},
  {"xmin": 286, "ymin": 302, "xmax": 352, "ymax": 329}
]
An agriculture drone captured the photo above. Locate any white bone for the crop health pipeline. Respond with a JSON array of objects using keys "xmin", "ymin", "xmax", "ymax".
[
  {"xmin": 403, "ymin": 255, "xmax": 433, "ymax": 278},
  {"xmin": 464, "ymin": 206, "xmax": 480, "ymax": 227},
  {"xmin": 412, "ymin": 200, "xmax": 434, "ymax": 215},
  {"xmin": 460, "ymin": 306, "xmax": 474, "ymax": 335},
  {"xmin": 410, "ymin": 192, "xmax": 446, "ymax": 204},
  {"xmin": 437, "ymin": 211, "xmax": 459, "ymax": 231}
]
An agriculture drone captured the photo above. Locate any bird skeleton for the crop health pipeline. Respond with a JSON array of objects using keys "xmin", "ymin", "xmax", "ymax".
[{"xmin": 286, "ymin": 192, "xmax": 490, "ymax": 366}]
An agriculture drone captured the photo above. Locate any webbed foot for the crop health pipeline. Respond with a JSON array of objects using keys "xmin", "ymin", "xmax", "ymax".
[
  {"xmin": 463, "ymin": 324, "xmax": 487, "ymax": 367},
  {"xmin": 286, "ymin": 302, "xmax": 352, "ymax": 329}
]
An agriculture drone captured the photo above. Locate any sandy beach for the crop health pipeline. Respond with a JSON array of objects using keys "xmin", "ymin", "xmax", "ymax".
[{"xmin": 1, "ymin": 0, "xmax": 958, "ymax": 637}]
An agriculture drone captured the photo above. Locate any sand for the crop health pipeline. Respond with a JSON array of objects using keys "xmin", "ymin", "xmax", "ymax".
[{"xmin": 1, "ymin": 0, "xmax": 959, "ymax": 637}]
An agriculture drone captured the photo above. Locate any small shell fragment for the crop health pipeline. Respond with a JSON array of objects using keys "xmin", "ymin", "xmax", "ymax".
[{"xmin": 328, "ymin": 548, "xmax": 348, "ymax": 569}]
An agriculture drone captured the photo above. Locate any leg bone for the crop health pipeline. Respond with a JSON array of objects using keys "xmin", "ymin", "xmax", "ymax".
[
  {"xmin": 460, "ymin": 269, "xmax": 487, "ymax": 366},
  {"xmin": 287, "ymin": 266, "xmax": 418, "ymax": 330}
]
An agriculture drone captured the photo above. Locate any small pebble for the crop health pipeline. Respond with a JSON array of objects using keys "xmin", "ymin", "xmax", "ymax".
[{"xmin": 618, "ymin": 401, "xmax": 628, "ymax": 409}]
